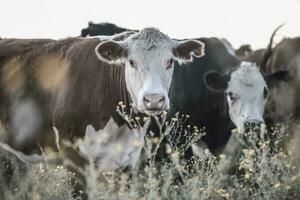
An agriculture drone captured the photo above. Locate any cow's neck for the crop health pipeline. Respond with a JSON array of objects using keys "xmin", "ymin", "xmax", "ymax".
[
  {"xmin": 108, "ymin": 66, "xmax": 149, "ymax": 130},
  {"xmin": 109, "ymin": 65, "xmax": 133, "ymax": 127}
]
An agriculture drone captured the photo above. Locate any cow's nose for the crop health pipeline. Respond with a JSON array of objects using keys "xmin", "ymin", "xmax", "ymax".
[
  {"xmin": 244, "ymin": 120, "xmax": 263, "ymax": 132},
  {"xmin": 143, "ymin": 94, "xmax": 165, "ymax": 110}
]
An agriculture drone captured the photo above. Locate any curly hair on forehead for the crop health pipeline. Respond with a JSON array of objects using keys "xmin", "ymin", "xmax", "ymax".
[
  {"xmin": 130, "ymin": 27, "xmax": 172, "ymax": 50},
  {"xmin": 232, "ymin": 62, "xmax": 265, "ymax": 87}
]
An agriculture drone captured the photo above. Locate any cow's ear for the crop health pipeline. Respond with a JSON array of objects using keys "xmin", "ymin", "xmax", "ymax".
[
  {"xmin": 204, "ymin": 71, "xmax": 229, "ymax": 91},
  {"xmin": 264, "ymin": 70, "xmax": 291, "ymax": 88},
  {"xmin": 95, "ymin": 41, "xmax": 128, "ymax": 64},
  {"xmin": 173, "ymin": 40, "xmax": 205, "ymax": 63}
]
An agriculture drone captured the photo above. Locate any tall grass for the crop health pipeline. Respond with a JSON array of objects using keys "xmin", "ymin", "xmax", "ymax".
[{"xmin": 0, "ymin": 110, "xmax": 300, "ymax": 200}]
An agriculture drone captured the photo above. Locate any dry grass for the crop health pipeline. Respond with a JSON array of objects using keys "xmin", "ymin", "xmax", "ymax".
[{"xmin": 0, "ymin": 111, "xmax": 300, "ymax": 200}]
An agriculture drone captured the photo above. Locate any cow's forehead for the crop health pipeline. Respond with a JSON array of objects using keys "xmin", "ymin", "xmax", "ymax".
[
  {"xmin": 228, "ymin": 62, "xmax": 267, "ymax": 95},
  {"xmin": 125, "ymin": 28, "xmax": 175, "ymax": 51}
]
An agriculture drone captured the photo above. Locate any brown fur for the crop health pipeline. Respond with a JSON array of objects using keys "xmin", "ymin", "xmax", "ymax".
[
  {"xmin": 0, "ymin": 37, "xmax": 140, "ymax": 200},
  {"xmin": 263, "ymin": 37, "xmax": 300, "ymax": 120},
  {"xmin": 0, "ymin": 37, "xmax": 131, "ymax": 152},
  {"xmin": 1, "ymin": 57, "xmax": 25, "ymax": 94},
  {"xmin": 35, "ymin": 55, "xmax": 70, "ymax": 93}
]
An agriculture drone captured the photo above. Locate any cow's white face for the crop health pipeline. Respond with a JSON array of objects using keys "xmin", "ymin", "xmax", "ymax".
[
  {"xmin": 124, "ymin": 45, "xmax": 175, "ymax": 114},
  {"xmin": 225, "ymin": 63, "xmax": 267, "ymax": 132},
  {"xmin": 95, "ymin": 28, "xmax": 205, "ymax": 115},
  {"xmin": 204, "ymin": 62, "xmax": 290, "ymax": 133}
]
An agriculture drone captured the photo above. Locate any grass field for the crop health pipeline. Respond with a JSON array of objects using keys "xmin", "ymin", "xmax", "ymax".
[{"xmin": 1, "ymin": 113, "xmax": 300, "ymax": 200}]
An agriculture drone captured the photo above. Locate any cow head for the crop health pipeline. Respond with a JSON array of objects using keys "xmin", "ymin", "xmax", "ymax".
[
  {"xmin": 95, "ymin": 28, "xmax": 205, "ymax": 115},
  {"xmin": 204, "ymin": 62, "xmax": 290, "ymax": 133}
]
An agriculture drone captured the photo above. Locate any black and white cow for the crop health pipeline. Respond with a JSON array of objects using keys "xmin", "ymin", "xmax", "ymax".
[
  {"xmin": 204, "ymin": 62, "xmax": 289, "ymax": 132},
  {"xmin": 169, "ymin": 38, "xmax": 287, "ymax": 155}
]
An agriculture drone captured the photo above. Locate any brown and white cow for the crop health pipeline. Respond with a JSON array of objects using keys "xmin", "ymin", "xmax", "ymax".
[{"xmin": 0, "ymin": 28, "xmax": 205, "ymax": 165}]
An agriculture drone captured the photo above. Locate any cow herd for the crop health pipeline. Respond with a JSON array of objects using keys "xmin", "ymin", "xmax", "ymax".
[{"xmin": 0, "ymin": 22, "xmax": 298, "ymax": 196}]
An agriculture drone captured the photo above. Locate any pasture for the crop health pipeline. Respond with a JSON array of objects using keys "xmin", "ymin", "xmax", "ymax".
[
  {"xmin": 1, "ymin": 0, "xmax": 300, "ymax": 199},
  {"xmin": 1, "ymin": 110, "xmax": 300, "ymax": 199},
  {"xmin": 0, "ymin": 31, "xmax": 300, "ymax": 200}
]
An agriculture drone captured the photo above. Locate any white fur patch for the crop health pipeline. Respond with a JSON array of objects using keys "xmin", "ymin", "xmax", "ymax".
[
  {"xmin": 11, "ymin": 99, "xmax": 42, "ymax": 146},
  {"xmin": 230, "ymin": 62, "xmax": 266, "ymax": 87},
  {"xmin": 79, "ymin": 118, "xmax": 145, "ymax": 171},
  {"xmin": 227, "ymin": 62, "xmax": 267, "ymax": 133}
]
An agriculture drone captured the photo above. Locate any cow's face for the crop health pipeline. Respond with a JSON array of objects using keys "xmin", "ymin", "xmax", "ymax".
[
  {"xmin": 95, "ymin": 28, "xmax": 205, "ymax": 115},
  {"xmin": 204, "ymin": 62, "xmax": 290, "ymax": 133}
]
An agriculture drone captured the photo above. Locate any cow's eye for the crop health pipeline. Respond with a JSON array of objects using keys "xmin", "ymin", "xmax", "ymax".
[
  {"xmin": 263, "ymin": 87, "xmax": 268, "ymax": 99},
  {"xmin": 166, "ymin": 59, "xmax": 173, "ymax": 70},
  {"xmin": 227, "ymin": 92, "xmax": 235, "ymax": 101},
  {"xmin": 129, "ymin": 60, "xmax": 137, "ymax": 69}
]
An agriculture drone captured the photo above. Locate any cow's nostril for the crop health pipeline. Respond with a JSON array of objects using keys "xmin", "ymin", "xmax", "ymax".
[
  {"xmin": 143, "ymin": 94, "xmax": 166, "ymax": 110},
  {"xmin": 143, "ymin": 96, "xmax": 150, "ymax": 103}
]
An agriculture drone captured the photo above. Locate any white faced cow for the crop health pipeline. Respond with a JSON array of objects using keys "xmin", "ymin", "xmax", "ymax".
[
  {"xmin": 95, "ymin": 28, "xmax": 205, "ymax": 115},
  {"xmin": 0, "ymin": 28, "xmax": 205, "ymax": 170},
  {"xmin": 204, "ymin": 61, "xmax": 290, "ymax": 133}
]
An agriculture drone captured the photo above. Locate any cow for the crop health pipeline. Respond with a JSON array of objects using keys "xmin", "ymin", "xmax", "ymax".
[
  {"xmin": 78, "ymin": 23, "xmax": 240, "ymax": 153},
  {"xmin": 78, "ymin": 23, "xmax": 290, "ymax": 155},
  {"xmin": 167, "ymin": 37, "xmax": 290, "ymax": 155},
  {"xmin": 204, "ymin": 62, "xmax": 290, "ymax": 132},
  {"xmin": 260, "ymin": 36, "xmax": 300, "ymax": 121},
  {"xmin": 0, "ymin": 27, "xmax": 205, "ymax": 161},
  {"xmin": 81, "ymin": 22, "xmax": 133, "ymax": 37},
  {"xmin": 0, "ymin": 28, "xmax": 206, "ymax": 199},
  {"xmin": 236, "ymin": 44, "xmax": 253, "ymax": 58},
  {"xmin": 165, "ymin": 37, "xmax": 241, "ymax": 155},
  {"xmin": 236, "ymin": 46, "xmax": 266, "ymax": 67},
  {"xmin": 234, "ymin": 45, "xmax": 266, "ymax": 71}
]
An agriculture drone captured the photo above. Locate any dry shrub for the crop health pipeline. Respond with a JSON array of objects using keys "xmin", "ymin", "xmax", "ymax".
[{"xmin": 1, "ymin": 109, "xmax": 300, "ymax": 200}]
